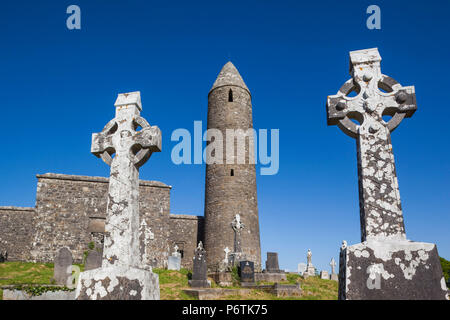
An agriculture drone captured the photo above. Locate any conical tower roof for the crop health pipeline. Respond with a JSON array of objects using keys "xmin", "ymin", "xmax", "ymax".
[{"xmin": 209, "ymin": 61, "xmax": 250, "ymax": 94}]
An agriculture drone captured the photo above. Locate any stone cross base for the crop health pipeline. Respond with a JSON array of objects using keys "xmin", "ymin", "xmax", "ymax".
[
  {"xmin": 303, "ymin": 265, "xmax": 316, "ymax": 278},
  {"xmin": 209, "ymin": 272, "xmax": 232, "ymax": 286},
  {"xmin": 330, "ymin": 273, "xmax": 338, "ymax": 281},
  {"xmin": 255, "ymin": 272, "xmax": 287, "ymax": 282},
  {"xmin": 75, "ymin": 266, "xmax": 160, "ymax": 300},
  {"xmin": 188, "ymin": 279, "xmax": 211, "ymax": 288},
  {"xmin": 339, "ymin": 240, "xmax": 448, "ymax": 300}
]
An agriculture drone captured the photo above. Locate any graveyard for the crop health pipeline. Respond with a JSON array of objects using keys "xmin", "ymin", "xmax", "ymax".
[
  {"xmin": 0, "ymin": 261, "xmax": 339, "ymax": 300},
  {"xmin": 0, "ymin": 1, "xmax": 449, "ymax": 304}
]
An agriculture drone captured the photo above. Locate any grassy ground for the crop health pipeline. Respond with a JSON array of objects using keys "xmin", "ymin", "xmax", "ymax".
[
  {"xmin": 0, "ymin": 262, "xmax": 55, "ymax": 286},
  {"xmin": 0, "ymin": 262, "xmax": 338, "ymax": 300}
]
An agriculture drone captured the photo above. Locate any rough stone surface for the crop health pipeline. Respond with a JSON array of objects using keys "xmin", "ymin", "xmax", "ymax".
[
  {"xmin": 76, "ymin": 265, "xmax": 160, "ymax": 300},
  {"xmin": 76, "ymin": 91, "xmax": 161, "ymax": 300},
  {"xmin": 54, "ymin": 247, "xmax": 73, "ymax": 285},
  {"xmin": 205, "ymin": 62, "xmax": 261, "ymax": 272},
  {"xmin": 26, "ymin": 173, "xmax": 172, "ymax": 267},
  {"xmin": 339, "ymin": 240, "xmax": 448, "ymax": 300},
  {"xmin": 0, "ymin": 207, "xmax": 34, "ymax": 261},
  {"xmin": 169, "ymin": 214, "xmax": 204, "ymax": 269},
  {"xmin": 328, "ymin": 48, "xmax": 447, "ymax": 300}
]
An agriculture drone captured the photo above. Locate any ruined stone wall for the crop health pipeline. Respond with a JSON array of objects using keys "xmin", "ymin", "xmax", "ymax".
[
  {"xmin": 1, "ymin": 172, "xmax": 206, "ymax": 270},
  {"xmin": 169, "ymin": 214, "xmax": 204, "ymax": 269},
  {"xmin": 30, "ymin": 173, "xmax": 171, "ymax": 267},
  {"xmin": 0, "ymin": 207, "xmax": 35, "ymax": 261}
]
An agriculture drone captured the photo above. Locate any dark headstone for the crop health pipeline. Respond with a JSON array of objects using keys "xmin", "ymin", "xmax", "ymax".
[
  {"xmin": 0, "ymin": 251, "xmax": 7, "ymax": 263},
  {"xmin": 54, "ymin": 247, "xmax": 73, "ymax": 285},
  {"xmin": 239, "ymin": 260, "xmax": 255, "ymax": 283},
  {"xmin": 85, "ymin": 249, "xmax": 103, "ymax": 271},
  {"xmin": 189, "ymin": 242, "xmax": 210, "ymax": 288},
  {"xmin": 265, "ymin": 252, "xmax": 282, "ymax": 273}
]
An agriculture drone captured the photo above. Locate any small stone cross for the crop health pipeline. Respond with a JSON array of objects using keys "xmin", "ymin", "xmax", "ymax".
[
  {"xmin": 231, "ymin": 214, "xmax": 245, "ymax": 253},
  {"xmin": 223, "ymin": 247, "xmax": 231, "ymax": 262},
  {"xmin": 91, "ymin": 91, "xmax": 161, "ymax": 268},
  {"xmin": 326, "ymin": 48, "xmax": 417, "ymax": 242},
  {"xmin": 330, "ymin": 258, "xmax": 336, "ymax": 274}
]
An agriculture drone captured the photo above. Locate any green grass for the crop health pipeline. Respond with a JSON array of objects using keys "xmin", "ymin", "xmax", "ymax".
[
  {"xmin": 0, "ymin": 262, "xmax": 338, "ymax": 300},
  {"xmin": 153, "ymin": 268, "xmax": 197, "ymax": 300},
  {"xmin": 0, "ymin": 262, "xmax": 55, "ymax": 286}
]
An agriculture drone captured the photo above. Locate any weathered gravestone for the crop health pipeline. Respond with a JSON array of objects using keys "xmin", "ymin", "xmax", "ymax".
[
  {"xmin": 84, "ymin": 249, "xmax": 103, "ymax": 271},
  {"xmin": 168, "ymin": 245, "xmax": 181, "ymax": 271},
  {"xmin": 168, "ymin": 256, "xmax": 181, "ymax": 271},
  {"xmin": 75, "ymin": 91, "xmax": 162, "ymax": 300},
  {"xmin": 189, "ymin": 242, "xmax": 210, "ymax": 288},
  {"xmin": 265, "ymin": 252, "xmax": 283, "ymax": 273},
  {"xmin": 327, "ymin": 48, "xmax": 448, "ymax": 300},
  {"xmin": 54, "ymin": 247, "xmax": 73, "ymax": 285},
  {"xmin": 239, "ymin": 260, "xmax": 255, "ymax": 283},
  {"xmin": 320, "ymin": 270, "xmax": 329, "ymax": 280},
  {"xmin": 297, "ymin": 263, "xmax": 307, "ymax": 275}
]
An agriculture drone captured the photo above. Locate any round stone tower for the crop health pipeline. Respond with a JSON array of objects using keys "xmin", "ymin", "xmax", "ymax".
[{"xmin": 204, "ymin": 62, "xmax": 261, "ymax": 271}]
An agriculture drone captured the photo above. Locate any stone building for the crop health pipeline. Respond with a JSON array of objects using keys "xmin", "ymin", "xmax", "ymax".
[
  {"xmin": 204, "ymin": 62, "xmax": 261, "ymax": 271},
  {"xmin": 0, "ymin": 62, "xmax": 261, "ymax": 271}
]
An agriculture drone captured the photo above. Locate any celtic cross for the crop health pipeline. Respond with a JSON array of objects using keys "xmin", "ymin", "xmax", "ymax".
[
  {"xmin": 91, "ymin": 91, "xmax": 161, "ymax": 268},
  {"xmin": 326, "ymin": 48, "xmax": 417, "ymax": 241}
]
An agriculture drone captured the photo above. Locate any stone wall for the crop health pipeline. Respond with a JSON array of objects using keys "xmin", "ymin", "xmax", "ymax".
[
  {"xmin": 169, "ymin": 214, "xmax": 204, "ymax": 269},
  {"xmin": 0, "ymin": 172, "xmax": 205, "ymax": 270},
  {"xmin": 0, "ymin": 207, "xmax": 35, "ymax": 261},
  {"xmin": 30, "ymin": 173, "xmax": 172, "ymax": 267}
]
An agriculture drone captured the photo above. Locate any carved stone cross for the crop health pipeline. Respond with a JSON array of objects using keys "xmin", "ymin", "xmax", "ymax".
[
  {"xmin": 330, "ymin": 258, "xmax": 336, "ymax": 274},
  {"xmin": 91, "ymin": 91, "xmax": 161, "ymax": 268},
  {"xmin": 231, "ymin": 214, "xmax": 245, "ymax": 253},
  {"xmin": 327, "ymin": 48, "xmax": 417, "ymax": 242},
  {"xmin": 223, "ymin": 247, "xmax": 230, "ymax": 263}
]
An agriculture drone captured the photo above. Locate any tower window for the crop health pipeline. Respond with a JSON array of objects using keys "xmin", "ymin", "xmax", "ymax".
[
  {"xmin": 228, "ymin": 89, "xmax": 233, "ymax": 102},
  {"xmin": 230, "ymin": 169, "xmax": 234, "ymax": 176}
]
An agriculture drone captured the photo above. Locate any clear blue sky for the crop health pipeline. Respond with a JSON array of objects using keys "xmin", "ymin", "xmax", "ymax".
[{"xmin": 0, "ymin": 0, "xmax": 448, "ymax": 272}]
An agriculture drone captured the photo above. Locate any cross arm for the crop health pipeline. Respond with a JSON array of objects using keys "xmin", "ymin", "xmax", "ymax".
[
  {"xmin": 91, "ymin": 119, "xmax": 117, "ymax": 166},
  {"xmin": 130, "ymin": 117, "xmax": 162, "ymax": 168}
]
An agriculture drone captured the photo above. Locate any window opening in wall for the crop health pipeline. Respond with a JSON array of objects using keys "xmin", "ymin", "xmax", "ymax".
[{"xmin": 228, "ymin": 89, "xmax": 233, "ymax": 102}]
